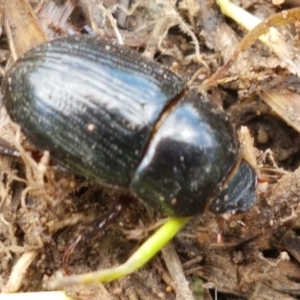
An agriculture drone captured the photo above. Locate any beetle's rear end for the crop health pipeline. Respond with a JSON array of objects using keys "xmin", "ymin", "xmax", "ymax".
[{"xmin": 2, "ymin": 35, "xmax": 185, "ymax": 189}]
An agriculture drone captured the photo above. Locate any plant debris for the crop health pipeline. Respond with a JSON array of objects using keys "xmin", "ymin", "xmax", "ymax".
[{"xmin": 1, "ymin": 0, "xmax": 300, "ymax": 299}]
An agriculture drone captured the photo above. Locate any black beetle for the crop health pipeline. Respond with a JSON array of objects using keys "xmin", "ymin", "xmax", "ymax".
[{"xmin": 2, "ymin": 35, "xmax": 256, "ymax": 217}]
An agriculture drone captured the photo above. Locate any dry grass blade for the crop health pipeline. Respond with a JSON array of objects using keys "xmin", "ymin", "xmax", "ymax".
[
  {"xmin": 161, "ymin": 243, "xmax": 195, "ymax": 300},
  {"xmin": 1, "ymin": 251, "xmax": 38, "ymax": 293},
  {"xmin": 0, "ymin": 291, "xmax": 75, "ymax": 300},
  {"xmin": 260, "ymin": 89, "xmax": 300, "ymax": 134},
  {"xmin": 4, "ymin": 0, "xmax": 48, "ymax": 60},
  {"xmin": 218, "ymin": 0, "xmax": 300, "ymax": 76}
]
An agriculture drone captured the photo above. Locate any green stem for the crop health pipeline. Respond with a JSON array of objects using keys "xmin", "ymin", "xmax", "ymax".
[{"xmin": 52, "ymin": 217, "xmax": 191, "ymax": 287}]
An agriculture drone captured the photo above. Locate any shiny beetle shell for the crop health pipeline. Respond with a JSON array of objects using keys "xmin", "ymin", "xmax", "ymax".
[{"xmin": 2, "ymin": 35, "xmax": 256, "ymax": 217}]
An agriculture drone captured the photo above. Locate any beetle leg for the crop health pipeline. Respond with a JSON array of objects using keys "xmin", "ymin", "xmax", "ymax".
[
  {"xmin": 0, "ymin": 138, "xmax": 19, "ymax": 158},
  {"xmin": 62, "ymin": 195, "xmax": 132, "ymax": 274}
]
